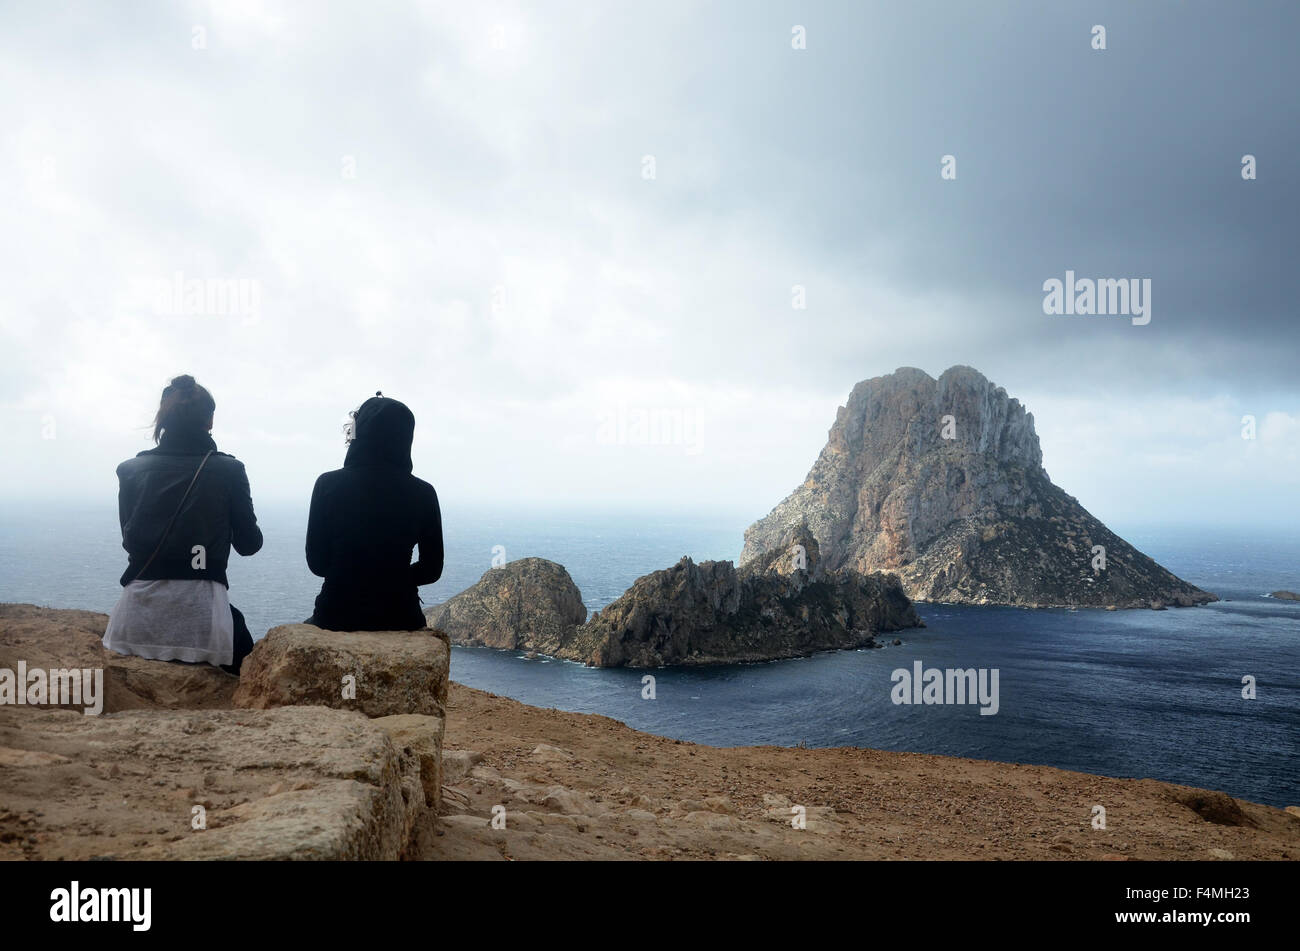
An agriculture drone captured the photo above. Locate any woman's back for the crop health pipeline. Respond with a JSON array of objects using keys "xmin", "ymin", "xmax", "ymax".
[
  {"xmin": 104, "ymin": 375, "xmax": 261, "ymax": 673},
  {"xmin": 306, "ymin": 394, "xmax": 443, "ymax": 631},
  {"xmin": 117, "ymin": 431, "xmax": 261, "ymax": 586}
]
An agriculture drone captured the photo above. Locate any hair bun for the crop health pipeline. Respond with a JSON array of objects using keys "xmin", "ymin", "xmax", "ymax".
[{"xmin": 171, "ymin": 374, "xmax": 197, "ymax": 390}]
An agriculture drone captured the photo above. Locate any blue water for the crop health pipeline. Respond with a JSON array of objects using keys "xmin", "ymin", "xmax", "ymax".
[{"xmin": 1, "ymin": 504, "xmax": 1296, "ymax": 807}]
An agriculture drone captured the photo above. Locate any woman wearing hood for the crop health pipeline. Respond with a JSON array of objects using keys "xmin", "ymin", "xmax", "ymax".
[{"xmin": 305, "ymin": 392, "xmax": 444, "ymax": 631}]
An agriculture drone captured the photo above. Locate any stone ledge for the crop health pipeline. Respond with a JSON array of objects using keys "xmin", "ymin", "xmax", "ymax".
[
  {"xmin": 233, "ymin": 623, "xmax": 450, "ymax": 718},
  {"xmin": 0, "ymin": 705, "xmax": 428, "ymax": 860}
]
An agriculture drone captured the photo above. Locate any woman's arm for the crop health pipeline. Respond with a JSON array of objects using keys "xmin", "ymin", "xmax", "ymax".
[
  {"xmin": 409, "ymin": 483, "xmax": 443, "ymax": 586},
  {"xmin": 116, "ymin": 462, "xmax": 131, "ymax": 546},
  {"xmin": 230, "ymin": 461, "xmax": 263, "ymax": 556},
  {"xmin": 305, "ymin": 474, "xmax": 331, "ymax": 578}
]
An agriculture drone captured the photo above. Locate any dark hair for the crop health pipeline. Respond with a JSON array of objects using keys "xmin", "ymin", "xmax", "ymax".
[{"xmin": 153, "ymin": 375, "xmax": 216, "ymax": 443}]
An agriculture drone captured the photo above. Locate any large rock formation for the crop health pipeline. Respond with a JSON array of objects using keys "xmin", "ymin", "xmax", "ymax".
[
  {"xmin": 0, "ymin": 605, "xmax": 447, "ymax": 860},
  {"xmin": 741, "ymin": 366, "xmax": 1216, "ymax": 609},
  {"xmin": 567, "ymin": 538, "xmax": 920, "ymax": 667},
  {"xmin": 429, "ymin": 546, "xmax": 921, "ymax": 668},
  {"xmin": 0, "ymin": 705, "xmax": 429, "ymax": 860},
  {"xmin": 425, "ymin": 558, "xmax": 586, "ymax": 650}
]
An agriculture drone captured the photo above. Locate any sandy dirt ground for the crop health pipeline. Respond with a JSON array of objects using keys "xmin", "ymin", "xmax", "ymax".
[
  {"xmin": 428, "ymin": 682, "xmax": 1299, "ymax": 861},
  {"xmin": 3, "ymin": 675, "xmax": 1295, "ymax": 862}
]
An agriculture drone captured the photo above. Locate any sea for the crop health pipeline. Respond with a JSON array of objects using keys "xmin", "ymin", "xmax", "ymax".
[{"xmin": 1, "ymin": 501, "xmax": 1296, "ymax": 808}]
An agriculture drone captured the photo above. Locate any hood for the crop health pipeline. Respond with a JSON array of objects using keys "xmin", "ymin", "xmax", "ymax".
[{"xmin": 344, "ymin": 395, "xmax": 415, "ymax": 471}]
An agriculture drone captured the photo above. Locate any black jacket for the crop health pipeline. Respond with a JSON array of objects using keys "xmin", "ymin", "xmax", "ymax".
[
  {"xmin": 116, "ymin": 431, "xmax": 262, "ymax": 587},
  {"xmin": 306, "ymin": 396, "xmax": 443, "ymax": 631}
]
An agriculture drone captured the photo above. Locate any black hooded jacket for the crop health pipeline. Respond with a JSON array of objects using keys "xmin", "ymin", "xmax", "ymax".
[
  {"xmin": 116, "ymin": 430, "xmax": 263, "ymax": 587},
  {"xmin": 305, "ymin": 396, "xmax": 443, "ymax": 631}
]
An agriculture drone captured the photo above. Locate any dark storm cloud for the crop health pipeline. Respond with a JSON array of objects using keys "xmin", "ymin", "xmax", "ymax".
[{"xmin": 607, "ymin": 0, "xmax": 1300, "ymax": 395}]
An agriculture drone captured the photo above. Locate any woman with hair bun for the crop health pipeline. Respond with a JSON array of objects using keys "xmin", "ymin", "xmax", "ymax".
[{"xmin": 103, "ymin": 375, "xmax": 263, "ymax": 674}]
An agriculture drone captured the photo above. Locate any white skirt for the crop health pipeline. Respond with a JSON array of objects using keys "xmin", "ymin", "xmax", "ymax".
[{"xmin": 103, "ymin": 579, "xmax": 235, "ymax": 667}]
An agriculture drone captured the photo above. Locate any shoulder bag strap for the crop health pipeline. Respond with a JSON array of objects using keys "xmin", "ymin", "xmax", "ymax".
[{"xmin": 127, "ymin": 450, "xmax": 215, "ymax": 584}]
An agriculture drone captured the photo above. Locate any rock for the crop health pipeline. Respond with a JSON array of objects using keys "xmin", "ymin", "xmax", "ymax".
[
  {"xmin": 0, "ymin": 603, "xmax": 235, "ymax": 712},
  {"xmin": 0, "ymin": 705, "xmax": 428, "ymax": 860},
  {"xmin": 556, "ymin": 540, "xmax": 920, "ymax": 667},
  {"xmin": 702, "ymin": 795, "xmax": 739, "ymax": 815},
  {"xmin": 441, "ymin": 749, "xmax": 484, "ymax": 785},
  {"xmin": 440, "ymin": 813, "xmax": 499, "ymax": 832},
  {"xmin": 373, "ymin": 714, "xmax": 445, "ymax": 809},
  {"xmin": 740, "ymin": 366, "xmax": 1217, "ymax": 609},
  {"xmin": 1208, "ymin": 847, "xmax": 1235, "ymax": 860},
  {"xmin": 541, "ymin": 786, "xmax": 592, "ymax": 815},
  {"xmin": 424, "ymin": 532, "xmax": 920, "ymax": 667},
  {"xmin": 683, "ymin": 811, "xmax": 742, "ymax": 831},
  {"xmin": 1284, "ymin": 806, "xmax": 1300, "ymax": 819},
  {"xmin": 232, "ymin": 624, "xmax": 449, "ymax": 719},
  {"xmin": 1169, "ymin": 787, "xmax": 1252, "ymax": 827},
  {"xmin": 0, "ymin": 611, "xmax": 454, "ymax": 858},
  {"xmin": 1269, "ymin": 590, "xmax": 1300, "ymax": 601},
  {"xmin": 530, "ymin": 743, "xmax": 575, "ymax": 763},
  {"xmin": 0, "ymin": 748, "xmax": 71, "ymax": 767},
  {"xmin": 424, "ymin": 558, "xmax": 586, "ymax": 650}
]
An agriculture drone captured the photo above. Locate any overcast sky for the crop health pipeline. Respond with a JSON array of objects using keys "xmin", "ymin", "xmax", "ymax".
[{"xmin": 1, "ymin": 0, "xmax": 1296, "ymax": 530}]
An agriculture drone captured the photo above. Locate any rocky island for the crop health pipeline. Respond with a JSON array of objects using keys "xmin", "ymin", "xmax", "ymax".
[
  {"xmin": 423, "ymin": 557, "xmax": 589, "ymax": 652},
  {"xmin": 427, "ymin": 540, "xmax": 921, "ymax": 667},
  {"xmin": 742, "ymin": 366, "xmax": 1217, "ymax": 609}
]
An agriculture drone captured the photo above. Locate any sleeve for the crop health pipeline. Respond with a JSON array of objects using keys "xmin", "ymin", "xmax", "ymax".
[
  {"xmin": 408, "ymin": 483, "xmax": 444, "ymax": 586},
  {"xmin": 305, "ymin": 474, "xmax": 331, "ymax": 578},
  {"xmin": 116, "ymin": 463, "xmax": 132, "ymax": 552},
  {"xmin": 230, "ymin": 461, "xmax": 263, "ymax": 557}
]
